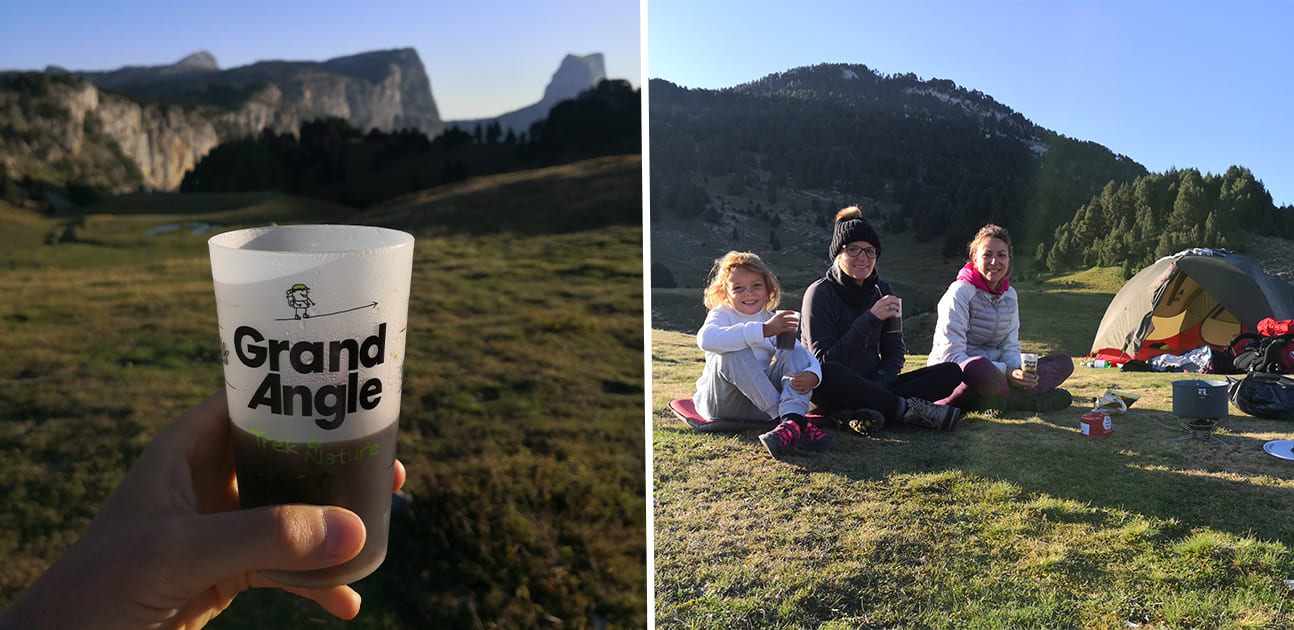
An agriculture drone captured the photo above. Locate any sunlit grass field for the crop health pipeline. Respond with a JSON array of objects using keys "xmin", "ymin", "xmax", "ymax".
[
  {"xmin": 651, "ymin": 250, "xmax": 1294, "ymax": 628},
  {"xmin": 0, "ymin": 155, "xmax": 647, "ymax": 628}
]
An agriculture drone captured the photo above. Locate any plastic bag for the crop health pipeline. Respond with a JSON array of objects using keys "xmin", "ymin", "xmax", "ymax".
[
  {"xmin": 1092, "ymin": 389, "xmax": 1140, "ymax": 415},
  {"xmin": 1227, "ymin": 373, "xmax": 1294, "ymax": 420}
]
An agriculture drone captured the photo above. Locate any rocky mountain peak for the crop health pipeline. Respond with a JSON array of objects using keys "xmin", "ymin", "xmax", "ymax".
[
  {"xmin": 445, "ymin": 53, "xmax": 610, "ymax": 137},
  {"xmin": 542, "ymin": 53, "xmax": 606, "ymax": 103},
  {"xmin": 175, "ymin": 51, "xmax": 219, "ymax": 71}
]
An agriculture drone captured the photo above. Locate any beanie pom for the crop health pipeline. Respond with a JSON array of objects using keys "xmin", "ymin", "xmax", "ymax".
[
  {"xmin": 835, "ymin": 206, "xmax": 863, "ymax": 222},
  {"xmin": 828, "ymin": 206, "xmax": 881, "ymax": 260}
]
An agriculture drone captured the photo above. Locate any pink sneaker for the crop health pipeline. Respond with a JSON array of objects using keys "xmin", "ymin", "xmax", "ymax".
[
  {"xmin": 758, "ymin": 419, "xmax": 801, "ymax": 457},
  {"xmin": 797, "ymin": 418, "xmax": 836, "ymax": 452}
]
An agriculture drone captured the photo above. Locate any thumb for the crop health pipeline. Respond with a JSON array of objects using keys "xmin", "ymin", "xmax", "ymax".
[{"xmin": 169, "ymin": 505, "xmax": 366, "ymax": 586}]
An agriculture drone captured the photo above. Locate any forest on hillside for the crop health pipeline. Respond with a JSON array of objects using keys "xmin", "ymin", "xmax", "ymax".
[
  {"xmin": 650, "ymin": 65, "xmax": 1148, "ymax": 256},
  {"xmin": 1044, "ymin": 165, "xmax": 1294, "ymax": 275},
  {"xmin": 180, "ymin": 79, "xmax": 640, "ymax": 207},
  {"xmin": 650, "ymin": 63, "xmax": 1292, "ymax": 271}
]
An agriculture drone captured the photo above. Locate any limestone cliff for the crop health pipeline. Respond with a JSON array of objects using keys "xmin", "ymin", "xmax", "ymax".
[
  {"xmin": 1, "ymin": 48, "xmax": 443, "ymax": 193},
  {"xmin": 0, "ymin": 73, "xmax": 221, "ymax": 192}
]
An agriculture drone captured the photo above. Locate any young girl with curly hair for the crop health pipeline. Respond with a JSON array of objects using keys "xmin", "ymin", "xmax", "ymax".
[{"xmin": 693, "ymin": 251, "xmax": 834, "ymax": 457}]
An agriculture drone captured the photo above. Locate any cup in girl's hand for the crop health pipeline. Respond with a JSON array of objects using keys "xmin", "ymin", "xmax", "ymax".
[{"xmin": 776, "ymin": 310, "xmax": 799, "ymax": 350}]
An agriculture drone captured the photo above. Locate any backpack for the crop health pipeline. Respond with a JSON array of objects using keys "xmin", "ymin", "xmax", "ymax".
[
  {"xmin": 1231, "ymin": 333, "xmax": 1294, "ymax": 374},
  {"xmin": 1212, "ymin": 332, "xmax": 1262, "ymax": 374}
]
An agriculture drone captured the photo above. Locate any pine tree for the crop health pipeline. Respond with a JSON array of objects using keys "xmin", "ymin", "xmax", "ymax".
[{"xmin": 1166, "ymin": 169, "xmax": 1208, "ymax": 234}]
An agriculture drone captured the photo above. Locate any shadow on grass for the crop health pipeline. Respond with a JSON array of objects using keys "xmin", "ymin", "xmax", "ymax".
[{"xmin": 718, "ymin": 407, "xmax": 1294, "ymax": 544}]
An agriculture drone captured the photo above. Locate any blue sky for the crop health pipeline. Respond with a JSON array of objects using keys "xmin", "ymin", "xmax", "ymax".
[
  {"xmin": 648, "ymin": 0, "xmax": 1294, "ymax": 207},
  {"xmin": 0, "ymin": 0, "xmax": 641, "ymax": 121}
]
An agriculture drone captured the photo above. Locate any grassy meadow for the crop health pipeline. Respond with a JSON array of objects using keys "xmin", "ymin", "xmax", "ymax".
[
  {"xmin": 651, "ymin": 251, "xmax": 1294, "ymax": 628},
  {"xmin": 0, "ymin": 155, "xmax": 646, "ymax": 628}
]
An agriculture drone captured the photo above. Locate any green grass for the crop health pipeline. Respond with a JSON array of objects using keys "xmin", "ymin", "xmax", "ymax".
[
  {"xmin": 652, "ymin": 261, "xmax": 1294, "ymax": 628},
  {"xmin": 0, "ymin": 156, "xmax": 646, "ymax": 629}
]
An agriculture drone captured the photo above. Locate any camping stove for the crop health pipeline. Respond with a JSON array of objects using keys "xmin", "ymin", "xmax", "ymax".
[
  {"xmin": 1174, "ymin": 417, "xmax": 1226, "ymax": 445},
  {"xmin": 1171, "ymin": 380, "xmax": 1228, "ymax": 445}
]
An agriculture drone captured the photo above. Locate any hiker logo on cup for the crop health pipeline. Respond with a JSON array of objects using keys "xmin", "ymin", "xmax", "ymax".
[
  {"xmin": 285, "ymin": 283, "xmax": 316, "ymax": 319},
  {"xmin": 275, "ymin": 283, "xmax": 379, "ymax": 322}
]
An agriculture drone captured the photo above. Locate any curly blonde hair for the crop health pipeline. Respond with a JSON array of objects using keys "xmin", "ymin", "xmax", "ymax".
[{"xmin": 702, "ymin": 251, "xmax": 781, "ymax": 311}]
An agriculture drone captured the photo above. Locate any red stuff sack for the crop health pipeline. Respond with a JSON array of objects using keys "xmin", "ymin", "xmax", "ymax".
[{"xmin": 1257, "ymin": 318, "xmax": 1294, "ymax": 336}]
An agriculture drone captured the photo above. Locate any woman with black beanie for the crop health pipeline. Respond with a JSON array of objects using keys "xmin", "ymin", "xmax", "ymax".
[{"xmin": 801, "ymin": 206, "xmax": 965, "ymax": 433}]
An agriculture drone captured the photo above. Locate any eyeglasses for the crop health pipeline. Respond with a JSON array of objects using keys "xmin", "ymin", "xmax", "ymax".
[{"xmin": 842, "ymin": 245, "xmax": 878, "ymax": 259}]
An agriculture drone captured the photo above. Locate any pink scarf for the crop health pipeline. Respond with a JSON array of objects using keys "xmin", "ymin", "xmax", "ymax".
[{"xmin": 956, "ymin": 261, "xmax": 1009, "ymax": 295}]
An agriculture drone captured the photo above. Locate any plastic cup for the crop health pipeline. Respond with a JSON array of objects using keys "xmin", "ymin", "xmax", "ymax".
[
  {"xmin": 209, "ymin": 224, "xmax": 414, "ymax": 587},
  {"xmin": 776, "ymin": 310, "xmax": 799, "ymax": 350},
  {"xmin": 1021, "ymin": 353, "xmax": 1039, "ymax": 375}
]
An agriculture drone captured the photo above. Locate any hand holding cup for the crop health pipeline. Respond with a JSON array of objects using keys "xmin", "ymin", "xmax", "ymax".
[
  {"xmin": 209, "ymin": 224, "xmax": 413, "ymax": 588},
  {"xmin": 870, "ymin": 294, "xmax": 902, "ymax": 321},
  {"xmin": 762, "ymin": 310, "xmax": 797, "ymax": 336},
  {"xmin": 768, "ymin": 310, "xmax": 800, "ymax": 349},
  {"xmin": 1012, "ymin": 353, "xmax": 1040, "ymax": 388}
]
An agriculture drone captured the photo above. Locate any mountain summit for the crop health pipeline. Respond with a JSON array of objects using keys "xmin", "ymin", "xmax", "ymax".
[
  {"xmin": 447, "ymin": 53, "xmax": 607, "ymax": 137},
  {"xmin": 174, "ymin": 51, "xmax": 220, "ymax": 72},
  {"xmin": 543, "ymin": 53, "xmax": 606, "ymax": 103}
]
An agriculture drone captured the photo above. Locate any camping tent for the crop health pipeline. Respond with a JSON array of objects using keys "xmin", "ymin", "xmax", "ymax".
[{"xmin": 1090, "ymin": 249, "xmax": 1294, "ymax": 363}]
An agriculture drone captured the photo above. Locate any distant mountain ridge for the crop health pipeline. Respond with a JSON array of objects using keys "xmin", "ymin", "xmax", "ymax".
[
  {"xmin": 74, "ymin": 47, "xmax": 444, "ymax": 138},
  {"xmin": 650, "ymin": 62, "xmax": 1150, "ymax": 256},
  {"xmin": 48, "ymin": 50, "xmax": 220, "ymax": 80},
  {"xmin": 1, "ymin": 49, "xmax": 612, "ymax": 194}
]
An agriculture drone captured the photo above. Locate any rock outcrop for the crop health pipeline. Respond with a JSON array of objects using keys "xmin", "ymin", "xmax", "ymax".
[
  {"xmin": 0, "ymin": 74, "xmax": 221, "ymax": 192},
  {"xmin": 1, "ymin": 48, "xmax": 444, "ymax": 193},
  {"xmin": 447, "ymin": 53, "xmax": 606, "ymax": 137}
]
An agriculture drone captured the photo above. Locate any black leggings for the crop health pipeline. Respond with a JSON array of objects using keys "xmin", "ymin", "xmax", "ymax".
[{"xmin": 813, "ymin": 361, "xmax": 963, "ymax": 423}]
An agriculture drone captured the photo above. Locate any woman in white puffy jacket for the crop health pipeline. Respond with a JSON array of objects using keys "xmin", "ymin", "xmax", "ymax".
[{"xmin": 928, "ymin": 224, "xmax": 1073, "ymax": 413}]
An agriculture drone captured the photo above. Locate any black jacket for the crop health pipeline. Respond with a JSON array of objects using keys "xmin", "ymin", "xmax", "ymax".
[{"xmin": 801, "ymin": 264, "xmax": 906, "ymax": 385}]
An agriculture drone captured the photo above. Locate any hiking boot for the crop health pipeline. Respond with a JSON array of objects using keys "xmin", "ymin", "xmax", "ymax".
[
  {"xmin": 1031, "ymin": 388, "xmax": 1073, "ymax": 413},
  {"xmin": 831, "ymin": 408, "xmax": 886, "ymax": 435},
  {"xmin": 796, "ymin": 417, "xmax": 837, "ymax": 452},
  {"xmin": 758, "ymin": 419, "xmax": 801, "ymax": 457},
  {"xmin": 902, "ymin": 397, "xmax": 962, "ymax": 431}
]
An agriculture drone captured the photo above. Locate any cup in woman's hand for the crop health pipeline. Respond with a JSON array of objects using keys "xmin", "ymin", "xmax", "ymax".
[{"xmin": 1021, "ymin": 352, "xmax": 1039, "ymax": 375}]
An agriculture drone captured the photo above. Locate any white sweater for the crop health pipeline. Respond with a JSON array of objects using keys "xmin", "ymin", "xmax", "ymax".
[
  {"xmin": 927, "ymin": 280, "xmax": 1022, "ymax": 374},
  {"xmin": 696, "ymin": 304, "xmax": 822, "ymax": 382}
]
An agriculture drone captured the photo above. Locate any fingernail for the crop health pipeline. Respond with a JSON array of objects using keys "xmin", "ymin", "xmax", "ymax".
[{"xmin": 322, "ymin": 508, "xmax": 365, "ymax": 559}]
